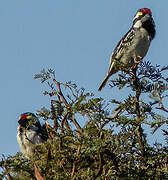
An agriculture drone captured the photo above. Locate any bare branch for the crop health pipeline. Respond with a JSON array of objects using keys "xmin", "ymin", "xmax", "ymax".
[
  {"xmin": 100, "ymin": 108, "xmax": 122, "ymax": 129},
  {"xmin": 133, "ymin": 64, "xmax": 145, "ymax": 156},
  {"xmin": 71, "ymin": 145, "xmax": 81, "ymax": 177}
]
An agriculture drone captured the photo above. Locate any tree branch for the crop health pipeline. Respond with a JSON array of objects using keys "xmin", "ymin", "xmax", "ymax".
[
  {"xmin": 95, "ymin": 153, "xmax": 103, "ymax": 178},
  {"xmin": 133, "ymin": 65, "xmax": 145, "ymax": 156},
  {"xmin": 71, "ymin": 145, "xmax": 81, "ymax": 177},
  {"xmin": 54, "ymin": 80, "xmax": 68, "ymax": 105},
  {"xmin": 50, "ymin": 100, "xmax": 58, "ymax": 131},
  {"xmin": 100, "ymin": 108, "xmax": 122, "ymax": 129}
]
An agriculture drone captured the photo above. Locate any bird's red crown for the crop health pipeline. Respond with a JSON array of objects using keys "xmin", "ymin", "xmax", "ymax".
[{"xmin": 139, "ymin": 8, "xmax": 152, "ymax": 15}]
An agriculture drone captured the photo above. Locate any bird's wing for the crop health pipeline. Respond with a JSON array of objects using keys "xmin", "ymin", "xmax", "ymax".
[
  {"xmin": 107, "ymin": 27, "xmax": 136, "ymax": 74},
  {"xmin": 111, "ymin": 27, "xmax": 135, "ymax": 59},
  {"xmin": 98, "ymin": 28, "xmax": 136, "ymax": 91},
  {"xmin": 38, "ymin": 124, "xmax": 48, "ymax": 141}
]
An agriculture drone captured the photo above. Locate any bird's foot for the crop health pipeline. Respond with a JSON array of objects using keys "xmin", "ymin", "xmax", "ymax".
[{"xmin": 134, "ymin": 56, "xmax": 142, "ymax": 64}]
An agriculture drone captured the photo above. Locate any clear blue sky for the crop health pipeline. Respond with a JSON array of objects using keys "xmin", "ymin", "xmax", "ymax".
[{"xmin": 0, "ymin": 1, "xmax": 167, "ymax": 157}]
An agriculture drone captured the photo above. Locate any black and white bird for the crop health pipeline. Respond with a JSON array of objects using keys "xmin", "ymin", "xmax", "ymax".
[
  {"xmin": 98, "ymin": 8, "xmax": 156, "ymax": 91},
  {"xmin": 17, "ymin": 112, "xmax": 48, "ymax": 158}
]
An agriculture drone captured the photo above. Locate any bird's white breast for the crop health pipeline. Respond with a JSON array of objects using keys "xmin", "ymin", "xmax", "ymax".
[{"xmin": 17, "ymin": 125, "xmax": 44, "ymax": 158}]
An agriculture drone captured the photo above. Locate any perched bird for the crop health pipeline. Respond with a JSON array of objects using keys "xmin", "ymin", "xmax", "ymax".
[
  {"xmin": 98, "ymin": 8, "xmax": 156, "ymax": 91},
  {"xmin": 17, "ymin": 112, "xmax": 48, "ymax": 158}
]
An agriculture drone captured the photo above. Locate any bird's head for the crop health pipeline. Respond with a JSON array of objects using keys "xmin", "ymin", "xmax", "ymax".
[
  {"xmin": 133, "ymin": 8, "xmax": 152, "ymax": 25},
  {"xmin": 18, "ymin": 112, "xmax": 41, "ymax": 129},
  {"xmin": 133, "ymin": 8, "xmax": 155, "ymax": 39}
]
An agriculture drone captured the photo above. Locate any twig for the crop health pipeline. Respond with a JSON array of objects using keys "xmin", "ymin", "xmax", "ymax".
[
  {"xmin": 45, "ymin": 122, "xmax": 55, "ymax": 139},
  {"xmin": 54, "ymin": 80, "xmax": 68, "ymax": 105},
  {"xmin": 133, "ymin": 65, "xmax": 145, "ymax": 156},
  {"xmin": 1, "ymin": 155, "xmax": 13, "ymax": 180},
  {"xmin": 60, "ymin": 112, "xmax": 70, "ymax": 151},
  {"xmin": 46, "ymin": 146, "xmax": 51, "ymax": 165},
  {"xmin": 51, "ymin": 100, "xmax": 58, "ymax": 131},
  {"xmin": 71, "ymin": 145, "xmax": 81, "ymax": 177},
  {"xmin": 34, "ymin": 164, "xmax": 45, "ymax": 180},
  {"xmin": 52, "ymin": 80, "xmax": 72, "ymax": 132},
  {"xmin": 95, "ymin": 153, "xmax": 103, "ymax": 178},
  {"xmin": 54, "ymin": 79, "xmax": 82, "ymax": 133},
  {"xmin": 4, "ymin": 165, "xmax": 13, "ymax": 180},
  {"xmin": 56, "ymin": 91, "xmax": 61, "ymax": 103},
  {"xmin": 156, "ymin": 106, "xmax": 168, "ymax": 113},
  {"xmin": 86, "ymin": 112, "xmax": 99, "ymax": 129},
  {"xmin": 100, "ymin": 108, "xmax": 122, "ymax": 129},
  {"xmin": 71, "ymin": 115, "xmax": 81, "ymax": 131},
  {"xmin": 60, "ymin": 112, "xmax": 70, "ymax": 132}
]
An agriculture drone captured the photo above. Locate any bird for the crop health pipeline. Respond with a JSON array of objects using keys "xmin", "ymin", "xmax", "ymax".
[
  {"xmin": 98, "ymin": 8, "xmax": 156, "ymax": 91},
  {"xmin": 17, "ymin": 112, "xmax": 48, "ymax": 158}
]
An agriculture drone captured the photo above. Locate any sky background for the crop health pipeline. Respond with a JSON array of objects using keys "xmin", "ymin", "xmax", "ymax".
[{"xmin": 0, "ymin": 1, "xmax": 167, "ymax": 157}]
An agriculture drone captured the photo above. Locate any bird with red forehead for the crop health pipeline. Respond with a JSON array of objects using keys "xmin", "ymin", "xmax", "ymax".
[
  {"xmin": 98, "ymin": 8, "xmax": 155, "ymax": 91},
  {"xmin": 17, "ymin": 112, "xmax": 48, "ymax": 158}
]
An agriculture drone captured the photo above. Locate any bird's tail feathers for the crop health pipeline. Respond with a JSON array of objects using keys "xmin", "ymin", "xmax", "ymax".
[
  {"xmin": 98, "ymin": 74, "xmax": 111, "ymax": 91},
  {"xmin": 98, "ymin": 58, "xmax": 116, "ymax": 91}
]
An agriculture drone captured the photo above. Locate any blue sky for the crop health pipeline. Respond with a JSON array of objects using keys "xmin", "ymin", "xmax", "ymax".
[{"xmin": 0, "ymin": 1, "xmax": 167, "ymax": 157}]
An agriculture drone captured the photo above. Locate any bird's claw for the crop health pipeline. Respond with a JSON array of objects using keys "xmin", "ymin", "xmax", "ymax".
[{"xmin": 134, "ymin": 56, "xmax": 142, "ymax": 64}]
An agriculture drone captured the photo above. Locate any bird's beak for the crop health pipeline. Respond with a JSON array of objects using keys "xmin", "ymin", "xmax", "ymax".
[{"xmin": 26, "ymin": 115, "xmax": 33, "ymax": 119}]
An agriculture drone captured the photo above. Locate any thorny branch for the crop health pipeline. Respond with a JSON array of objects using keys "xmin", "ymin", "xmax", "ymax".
[
  {"xmin": 71, "ymin": 115, "xmax": 81, "ymax": 131},
  {"xmin": 95, "ymin": 153, "xmax": 103, "ymax": 178},
  {"xmin": 71, "ymin": 145, "xmax": 81, "ymax": 177},
  {"xmin": 54, "ymin": 80, "xmax": 68, "ymax": 105},
  {"xmin": 54, "ymin": 79, "xmax": 81, "ymax": 134},
  {"xmin": 2, "ymin": 157, "xmax": 13, "ymax": 180},
  {"xmin": 100, "ymin": 108, "xmax": 122, "ymax": 129},
  {"xmin": 51, "ymin": 100, "xmax": 58, "ymax": 131},
  {"xmin": 133, "ymin": 64, "xmax": 145, "ymax": 156},
  {"xmin": 156, "ymin": 99, "xmax": 168, "ymax": 113},
  {"xmin": 86, "ymin": 112, "xmax": 99, "ymax": 129},
  {"xmin": 156, "ymin": 106, "xmax": 168, "ymax": 113},
  {"xmin": 4, "ymin": 166, "xmax": 13, "ymax": 180}
]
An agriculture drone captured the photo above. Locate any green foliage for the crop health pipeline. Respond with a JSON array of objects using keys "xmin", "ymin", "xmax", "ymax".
[{"xmin": 1, "ymin": 62, "xmax": 168, "ymax": 179}]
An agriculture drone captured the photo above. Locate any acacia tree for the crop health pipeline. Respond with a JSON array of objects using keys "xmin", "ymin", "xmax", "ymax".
[{"xmin": 1, "ymin": 61, "xmax": 168, "ymax": 179}]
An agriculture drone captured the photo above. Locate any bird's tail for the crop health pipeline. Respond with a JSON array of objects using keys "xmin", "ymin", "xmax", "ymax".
[
  {"xmin": 98, "ymin": 57, "xmax": 116, "ymax": 91},
  {"xmin": 98, "ymin": 74, "xmax": 111, "ymax": 91}
]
